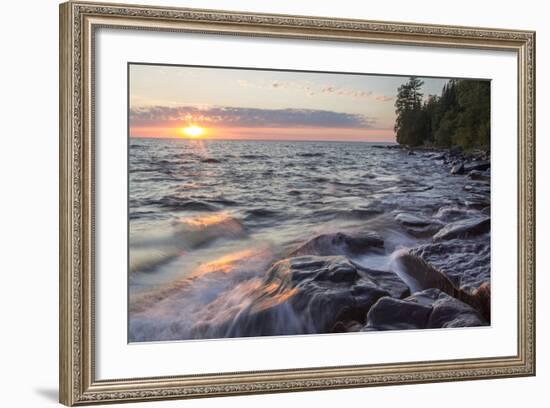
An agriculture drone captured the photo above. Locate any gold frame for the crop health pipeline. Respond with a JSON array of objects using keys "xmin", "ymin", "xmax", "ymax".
[{"xmin": 59, "ymin": 1, "xmax": 536, "ymax": 405}]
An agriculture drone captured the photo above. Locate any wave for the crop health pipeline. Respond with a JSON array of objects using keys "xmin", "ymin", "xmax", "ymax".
[
  {"xmin": 147, "ymin": 197, "xmax": 220, "ymax": 212},
  {"xmin": 129, "ymin": 247, "xmax": 275, "ymax": 341},
  {"xmin": 201, "ymin": 158, "xmax": 222, "ymax": 164},
  {"xmin": 297, "ymin": 152, "xmax": 325, "ymax": 158},
  {"xmin": 240, "ymin": 154, "xmax": 269, "ymax": 160},
  {"xmin": 245, "ymin": 208, "xmax": 281, "ymax": 219},
  {"xmin": 130, "ymin": 212, "xmax": 247, "ymax": 274}
]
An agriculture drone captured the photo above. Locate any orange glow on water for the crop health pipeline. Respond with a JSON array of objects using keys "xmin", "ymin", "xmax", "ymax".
[{"xmin": 192, "ymin": 249, "xmax": 257, "ymax": 277}]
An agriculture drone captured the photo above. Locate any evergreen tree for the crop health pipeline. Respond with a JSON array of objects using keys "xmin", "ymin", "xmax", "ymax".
[
  {"xmin": 394, "ymin": 77, "xmax": 490, "ymax": 150},
  {"xmin": 394, "ymin": 77, "xmax": 425, "ymax": 146}
]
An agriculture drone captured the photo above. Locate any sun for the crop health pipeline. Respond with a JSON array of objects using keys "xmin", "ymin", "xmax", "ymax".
[{"xmin": 181, "ymin": 125, "xmax": 205, "ymax": 138}]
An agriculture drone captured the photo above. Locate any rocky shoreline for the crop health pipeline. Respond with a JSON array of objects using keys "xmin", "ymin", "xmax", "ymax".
[
  {"xmin": 374, "ymin": 143, "xmax": 490, "ymax": 177},
  {"xmin": 130, "ymin": 141, "xmax": 491, "ymax": 341},
  {"xmin": 194, "ymin": 147, "xmax": 492, "ymax": 337}
]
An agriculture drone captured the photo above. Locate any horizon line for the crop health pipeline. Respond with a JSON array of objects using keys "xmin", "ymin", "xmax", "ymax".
[{"xmin": 129, "ymin": 136, "xmax": 398, "ymax": 144}]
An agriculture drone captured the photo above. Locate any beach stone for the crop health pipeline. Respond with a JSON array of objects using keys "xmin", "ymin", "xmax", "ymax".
[
  {"xmin": 433, "ymin": 217, "xmax": 490, "ymax": 241},
  {"xmin": 465, "ymin": 161, "xmax": 490, "ymax": 172},
  {"xmin": 450, "ymin": 162, "xmax": 465, "ymax": 175},
  {"xmin": 364, "ymin": 288, "xmax": 487, "ymax": 331},
  {"xmin": 363, "ymin": 296, "xmax": 432, "ymax": 330},
  {"xmin": 395, "ymin": 213, "xmax": 432, "ymax": 227},
  {"xmin": 289, "ymin": 232, "xmax": 384, "ymax": 257},
  {"xmin": 409, "ymin": 239, "xmax": 490, "ymax": 292},
  {"xmin": 433, "ymin": 206, "xmax": 475, "ymax": 222},
  {"xmin": 467, "ymin": 169, "xmax": 490, "ymax": 181},
  {"xmin": 394, "ymin": 213, "xmax": 443, "ymax": 237},
  {"xmin": 391, "ymin": 251, "xmax": 460, "ymax": 296},
  {"xmin": 392, "ymin": 249, "xmax": 490, "ymax": 322},
  {"xmin": 463, "ymin": 194, "xmax": 491, "ymax": 210}
]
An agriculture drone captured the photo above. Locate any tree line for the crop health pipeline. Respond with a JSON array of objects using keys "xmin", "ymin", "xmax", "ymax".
[{"xmin": 394, "ymin": 77, "xmax": 490, "ymax": 150}]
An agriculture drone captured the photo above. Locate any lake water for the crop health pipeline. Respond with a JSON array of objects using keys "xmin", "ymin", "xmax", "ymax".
[{"xmin": 128, "ymin": 137, "xmax": 490, "ymax": 342}]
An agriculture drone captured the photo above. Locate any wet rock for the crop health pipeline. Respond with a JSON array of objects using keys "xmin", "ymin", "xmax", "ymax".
[
  {"xmin": 395, "ymin": 213, "xmax": 431, "ymax": 227},
  {"xmin": 364, "ymin": 289, "xmax": 487, "ymax": 331},
  {"xmin": 407, "ymin": 150, "xmax": 415, "ymax": 156},
  {"xmin": 433, "ymin": 206, "xmax": 476, "ymax": 222},
  {"xmin": 394, "ymin": 213, "xmax": 443, "ymax": 237},
  {"xmin": 421, "ymin": 289, "xmax": 487, "ymax": 328},
  {"xmin": 332, "ymin": 320, "xmax": 363, "ymax": 333},
  {"xmin": 391, "ymin": 250, "xmax": 490, "ymax": 321},
  {"xmin": 433, "ymin": 217, "xmax": 490, "ymax": 241},
  {"xmin": 409, "ymin": 239, "xmax": 490, "ymax": 292},
  {"xmin": 467, "ymin": 170, "xmax": 490, "ymax": 182},
  {"xmin": 465, "ymin": 161, "xmax": 490, "ymax": 172},
  {"xmin": 363, "ymin": 296, "xmax": 432, "ymax": 330},
  {"xmin": 210, "ymin": 256, "xmax": 410, "ymax": 337},
  {"xmin": 450, "ymin": 162, "xmax": 465, "ymax": 175},
  {"xmin": 289, "ymin": 232, "xmax": 384, "ymax": 257},
  {"xmin": 391, "ymin": 251, "xmax": 460, "ymax": 297},
  {"xmin": 462, "ymin": 194, "xmax": 491, "ymax": 210}
]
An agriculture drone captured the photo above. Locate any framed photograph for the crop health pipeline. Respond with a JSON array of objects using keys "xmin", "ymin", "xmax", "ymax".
[{"xmin": 59, "ymin": 1, "xmax": 536, "ymax": 405}]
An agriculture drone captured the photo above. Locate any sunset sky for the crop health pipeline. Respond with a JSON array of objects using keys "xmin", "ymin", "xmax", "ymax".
[{"xmin": 129, "ymin": 64, "xmax": 449, "ymax": 143}]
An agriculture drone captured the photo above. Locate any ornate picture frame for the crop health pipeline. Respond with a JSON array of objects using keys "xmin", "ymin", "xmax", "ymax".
[{"xmin": 59, "ymin": 1, "xmax": 535, "ymax": 405}]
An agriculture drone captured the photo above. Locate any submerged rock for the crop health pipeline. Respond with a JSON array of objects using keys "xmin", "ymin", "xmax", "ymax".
[
  {"xmin": 433, "ymin": 217, "xmax": 490, "ymax": 241},
  {"xmin": 364, "ymin": 288, "xmax": 487, "ymax": 331},
  {"xmin": 289, "ymin": 232, "xmax": 384, "ymax": 257}
]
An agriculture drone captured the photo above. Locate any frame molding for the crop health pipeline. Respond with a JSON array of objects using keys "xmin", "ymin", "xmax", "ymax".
[{"xmin": 59, "ymin": 1, "xmax": 535, "ymax": 405}]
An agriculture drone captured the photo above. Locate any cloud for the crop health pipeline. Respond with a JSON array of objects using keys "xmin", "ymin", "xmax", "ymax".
[
  {"xmin": 321, "ymin": 86, "xmax": 372, "ymax": 99},
  {"xmin": 130, "ymin": 105, "xmax": 377, "ymax": 129},
  {"xmin": 235, "ymin": 79, "xmax": 391, "ymax": 101}
]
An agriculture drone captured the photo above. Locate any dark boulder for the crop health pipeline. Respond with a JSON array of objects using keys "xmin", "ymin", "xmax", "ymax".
[
  {"xmin": 433, "ymin": 217, "xmax": 490, "ymax": 241},
  {"xmin": 467, "ymin": 170, "xmax": 490, "ymax": 181},
  {"xmin": 392, "ymin": 251, "xmax": 490, "ymax": 321},
  {"xmin": 289, "ymin": 232, "xmax": 384, "ymax": 257},
  {"xmin": 394, "ymin": 212, "xmax": 444, "ymax": 238},
  {"xmin": 363, "ymin": 296, "xmax": 432, "ymax": 330},
  {"xmin": 409, "ymin": 239, "xmax": 490, "ymax": 292},
  {"xmin": 192, "ymin": 256, "xmax": 409, "ymax": 338},
  {"xmin": 465, "ymin": 161, "xmax": 490, "ymax": 172},
  {"xmin": 364, "ymin": 288, "xmax": 487, "ymax": 331}
]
